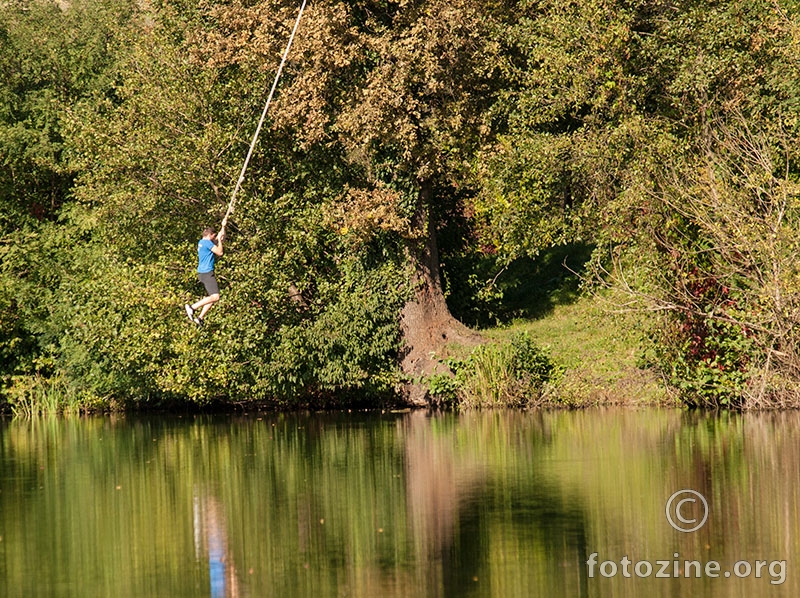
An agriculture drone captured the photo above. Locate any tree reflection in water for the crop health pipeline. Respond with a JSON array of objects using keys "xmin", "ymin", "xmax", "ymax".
[
  {"xmin": 1, "ymin": 410, "xmax": 800, "ymax": 597},
  {"xmin": 402, "ymin": 411, "xmax": 590, "ymax": 597}
]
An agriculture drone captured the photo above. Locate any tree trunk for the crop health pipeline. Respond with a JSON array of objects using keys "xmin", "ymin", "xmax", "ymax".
[{"xmin": 400, "ymin": 183, "xmax": 481, "ymax": 406}]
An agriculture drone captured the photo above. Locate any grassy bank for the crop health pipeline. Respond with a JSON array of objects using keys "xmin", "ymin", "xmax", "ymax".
[
  {"xmin": 438, "ymin": 243, "xmax": 675, "ymax": 408},
  {"xmin": 436, "ymin": 292, "xmax": 675, "ymax": 409},
  {"xmin": 482, "ymin": 291, "xmax": 675, "ymax": 407}
]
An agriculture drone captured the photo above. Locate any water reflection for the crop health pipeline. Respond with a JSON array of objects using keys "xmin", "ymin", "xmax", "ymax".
[
  {"xmin": 0, "ymin": 409, "xmax": 798, "ymax": 597},
  {"xmin": 194, "ymin": 490, "xmax": 241, "ymax": 597},
  {"xmin": 402, "ymin": 411, "xmax": 590, "ymax": 597}
]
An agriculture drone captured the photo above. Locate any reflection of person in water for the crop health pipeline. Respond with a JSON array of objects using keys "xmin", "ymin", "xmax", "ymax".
[{"xmin": 193, "ymin": 491, "xmax": 241, "ymax": 598}]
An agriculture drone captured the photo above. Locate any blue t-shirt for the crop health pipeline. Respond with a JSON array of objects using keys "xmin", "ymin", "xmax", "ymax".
[{"xmin": 197, "ymin": 238, "xmax": 216, "ymax": 273}]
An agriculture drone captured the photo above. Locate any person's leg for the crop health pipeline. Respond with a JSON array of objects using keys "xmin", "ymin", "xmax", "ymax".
[
  {"xmin": 191, "ymin": 272, "xmax": 221, "ymax": 322},
  {"xmin": 191, "ymin": 294, "xmax": 218, "ymax": 312},
  {"xmin": 196, "ymin": 293, "xmax": 219, "ymax": 319}
]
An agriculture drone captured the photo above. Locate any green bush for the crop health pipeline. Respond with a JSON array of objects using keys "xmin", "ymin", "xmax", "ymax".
[
  {"xmin": 651, "ymin": 296, "xmax": 755, "ymax": 409},
  {"xmin": 428, "ymin": 334, "xmax": 559, "ymax": 408}
]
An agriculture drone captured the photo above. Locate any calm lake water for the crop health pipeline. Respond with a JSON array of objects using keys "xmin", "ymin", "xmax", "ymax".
[{"xmin": 0, "ymin": 408, "xmax": 797, "ymax": 597}]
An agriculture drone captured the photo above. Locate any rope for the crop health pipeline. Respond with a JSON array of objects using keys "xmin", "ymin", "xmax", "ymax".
[{"xmin": 220, "ymin": 0, "xmax": 308, "ymax": 231}]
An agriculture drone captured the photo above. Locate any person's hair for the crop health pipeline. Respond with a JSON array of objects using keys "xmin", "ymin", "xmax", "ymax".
[{"xmin": 202, "ymin": 226, "xmax": 216, "ymax": 237}]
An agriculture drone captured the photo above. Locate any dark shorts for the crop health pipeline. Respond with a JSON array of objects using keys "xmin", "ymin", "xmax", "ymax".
[{"xmin": 198, "ymin": 271, "xmax": 220, "ymax": 296}]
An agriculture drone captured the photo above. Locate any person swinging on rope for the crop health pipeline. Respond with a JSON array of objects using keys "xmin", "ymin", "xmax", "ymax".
[
  {"xmin": 181, "ymin": 0, "xmax": 305, "ymax": 326},
  {"xmin": 185, "ymin": 225, "xmax": 225, "ymax": 325}
]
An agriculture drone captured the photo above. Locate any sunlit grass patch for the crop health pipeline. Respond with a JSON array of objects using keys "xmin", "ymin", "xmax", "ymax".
[{"xmin": 480, "ymin": 291, "xmax": 675, "ymax": 407}]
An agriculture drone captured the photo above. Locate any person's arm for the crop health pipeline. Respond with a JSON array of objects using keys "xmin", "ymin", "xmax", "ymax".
[{"xmin": 211, "ymin": 228, "xmax": 224, "ymax": 256}]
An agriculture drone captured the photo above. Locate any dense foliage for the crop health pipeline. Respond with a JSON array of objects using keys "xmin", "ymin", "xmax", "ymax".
[{"xmin": 3, "ymin": 0, "xmax": 800, "ymax": 410}]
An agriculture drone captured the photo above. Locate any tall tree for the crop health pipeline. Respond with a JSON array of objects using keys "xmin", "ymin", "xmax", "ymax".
[{"xmin": 192, "ymin": 0, "xmax": 512, "ymax": 401}]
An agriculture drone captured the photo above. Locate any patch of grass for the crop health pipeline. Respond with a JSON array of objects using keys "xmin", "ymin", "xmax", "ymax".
[
  {"xmin": 6, "ymin": 373, "xmax": 89, "ymax": 417},
  {"xmin": 438, "ymin": 242, "xmax": 669, "ymax": 408},
  {"xmin": 480, "ymin": 290, "xmax": 676, "ymax": 407},
  {"xmin": 458, "ymin": 334, "xmax": 559, "ymax": 408},
  {"xmin": 427, "ymin": 333, "xmax": 560, "ymax": 409}
]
